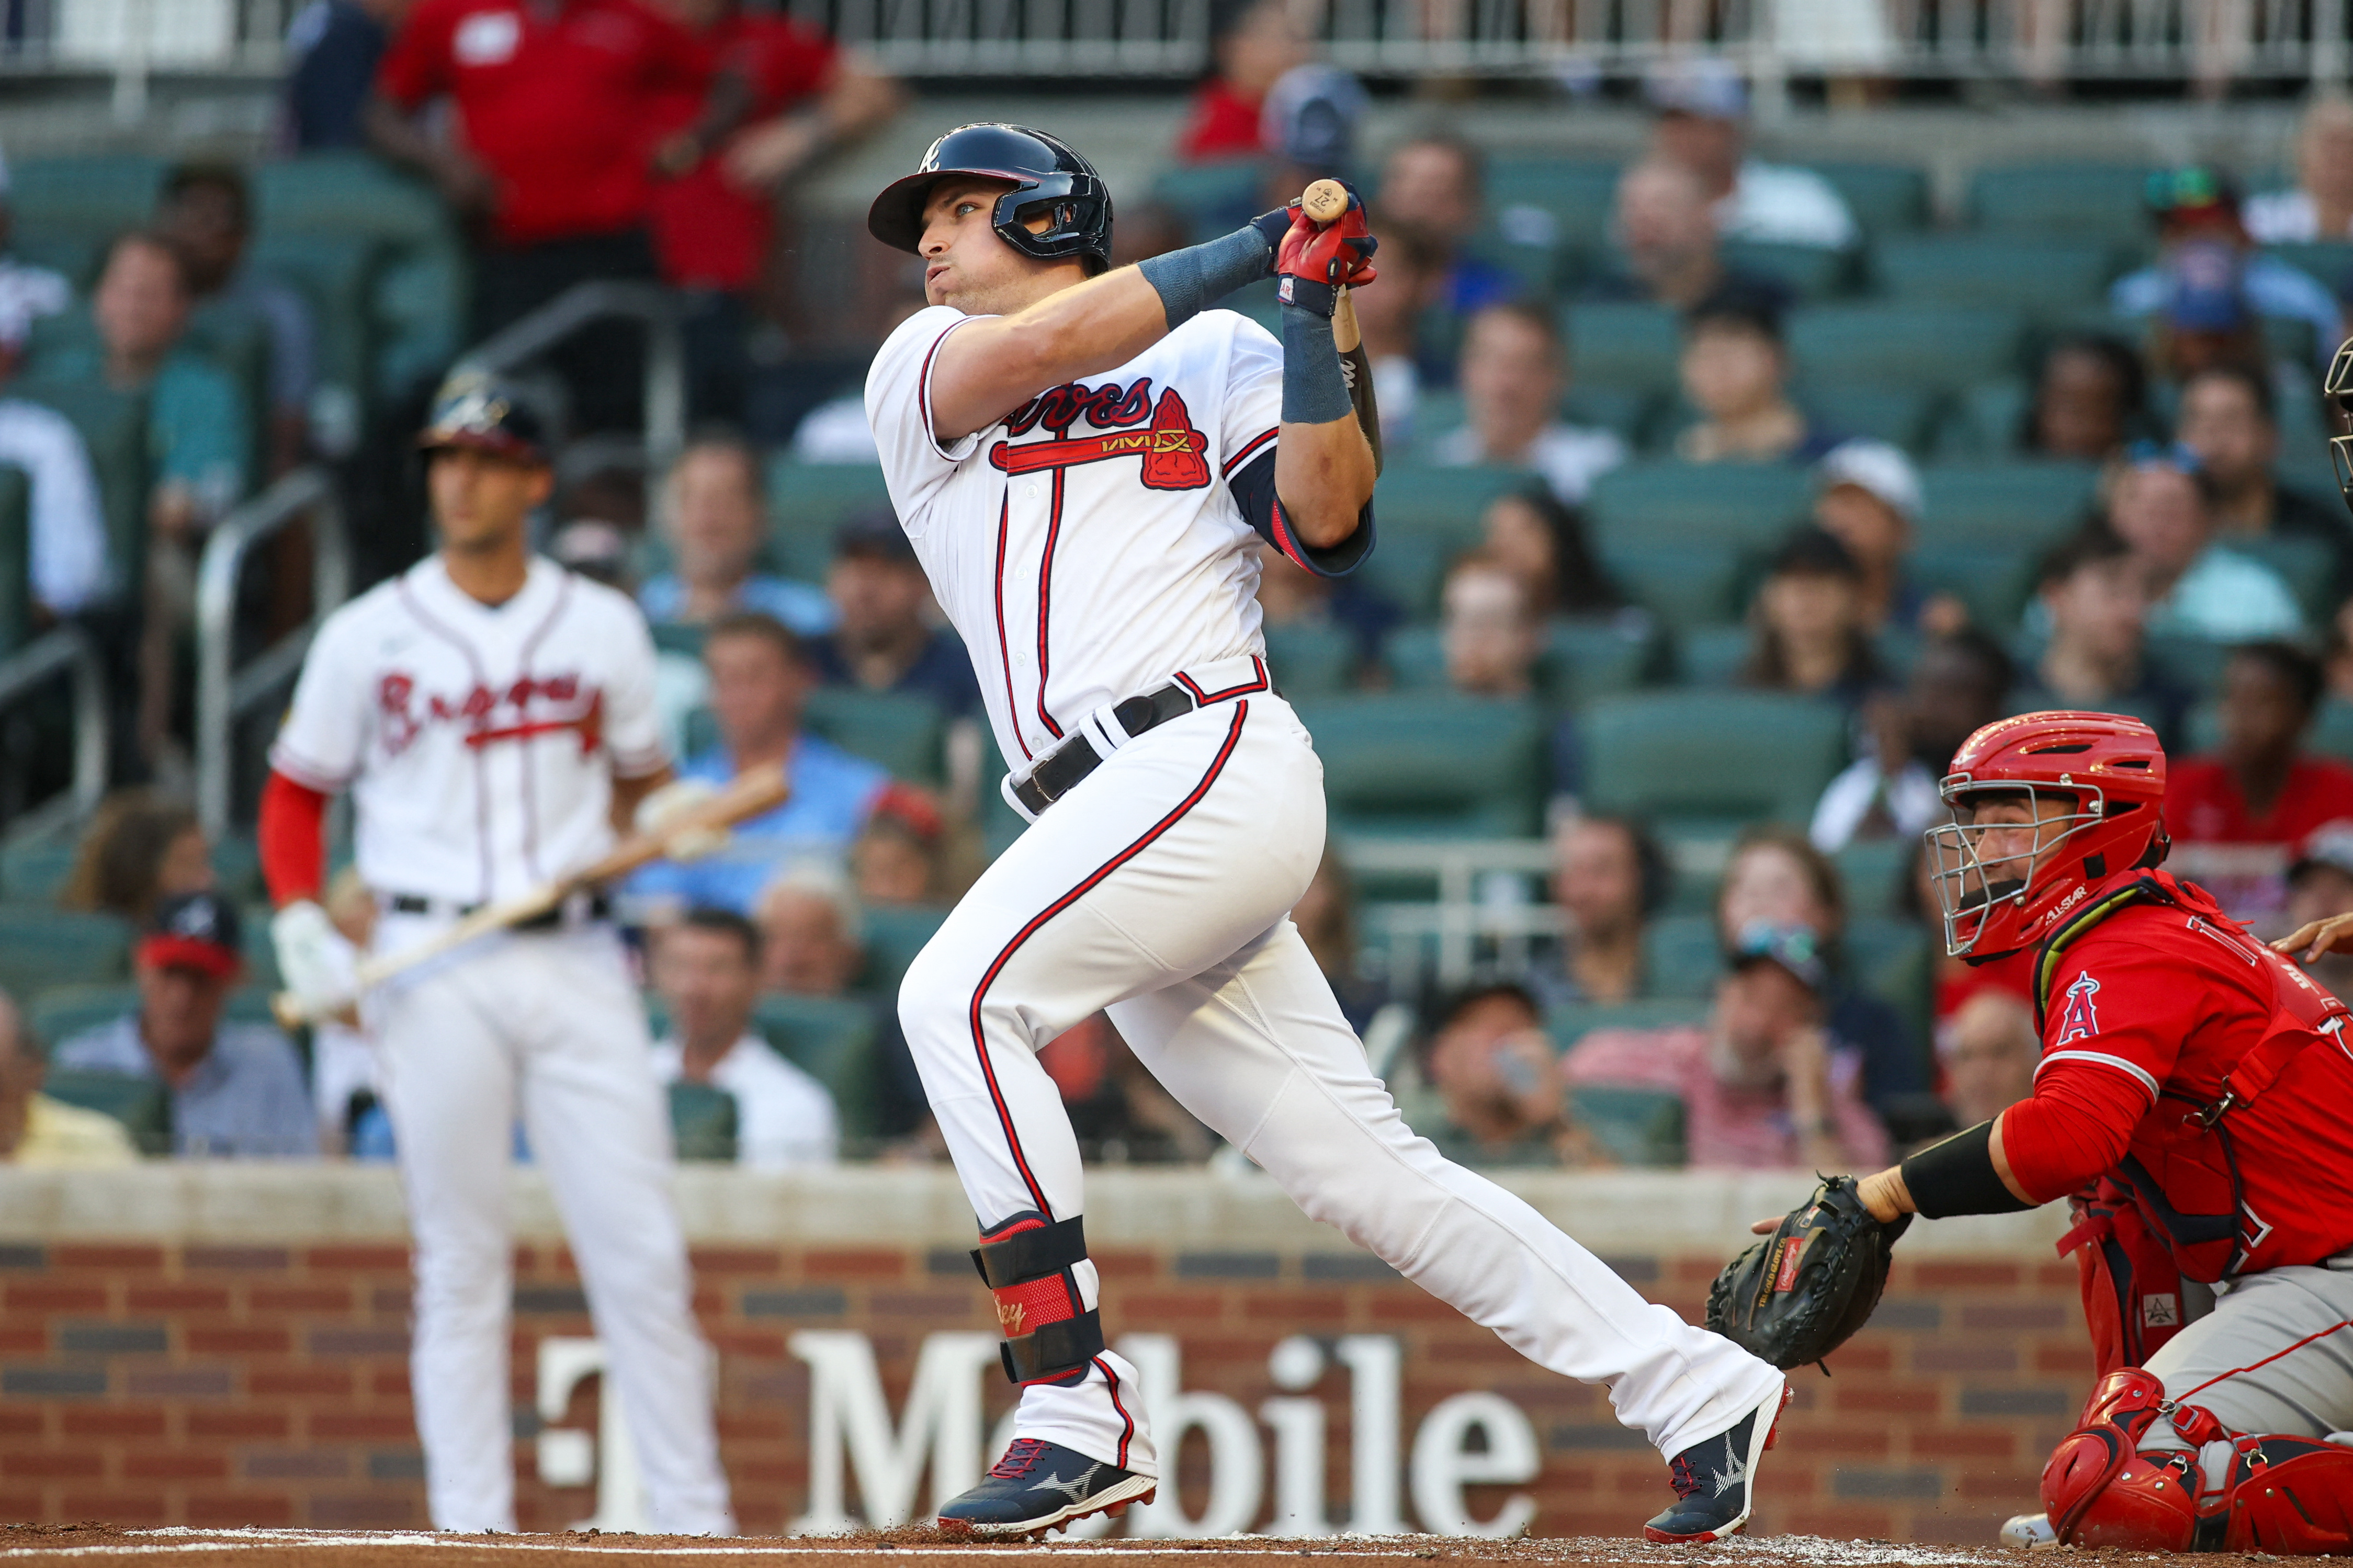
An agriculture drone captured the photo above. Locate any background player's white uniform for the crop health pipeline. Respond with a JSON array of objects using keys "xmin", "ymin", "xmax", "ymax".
[
  {"xmin": 272, "ymin": 556, "xmax": 733, "ymax": 1535},
  {"xmin": 868, "ymin": 302, "xmax": 1782, "ymax": 1475}
]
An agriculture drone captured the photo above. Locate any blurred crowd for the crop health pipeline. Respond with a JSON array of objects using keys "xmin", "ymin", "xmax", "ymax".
[{"xmin": 10, "ymin": 0, "xmax": 2353, "ymax": 1178}]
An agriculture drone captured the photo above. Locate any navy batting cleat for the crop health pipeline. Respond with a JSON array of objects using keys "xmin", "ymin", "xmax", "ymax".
[
  {"xmin": 936, "ymin": 1437, "xmax": 1156, "ymax": 1538},
  {"xmin": 1643, "ymin": 1380, "xmax": 1792, "ymax": 1544}
]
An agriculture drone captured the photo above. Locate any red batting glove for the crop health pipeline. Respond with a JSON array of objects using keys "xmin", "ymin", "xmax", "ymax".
[{"xmin": 1274, "ymin": 186, "xmax": 1378, "ymax": 316}]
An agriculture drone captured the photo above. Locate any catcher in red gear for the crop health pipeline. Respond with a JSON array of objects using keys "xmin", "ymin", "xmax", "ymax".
[{"xmin": 1849, "ymin": 710, "xmax": 2353, "ymax": 1553}]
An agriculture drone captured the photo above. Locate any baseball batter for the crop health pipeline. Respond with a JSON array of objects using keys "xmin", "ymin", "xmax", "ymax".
[
  {"xmin": 861, "ymin": 123, "xmax": 1788, "ymax": 1541},
  {"xmin": 1841, "ymin": 710, "xmax": 2353, "ymax": 1552},
  {"xmin": 256, "ymin": 377, "xmax": 733, "ymax": 1535}
]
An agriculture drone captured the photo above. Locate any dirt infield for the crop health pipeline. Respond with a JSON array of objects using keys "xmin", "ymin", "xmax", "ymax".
[{"xmin": 0, "ymin": 1525, "xmax": 2279, "ymax": 1568}]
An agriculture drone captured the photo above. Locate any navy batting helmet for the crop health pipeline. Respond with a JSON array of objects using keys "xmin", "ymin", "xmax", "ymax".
[
  {"xmin": 867, "ymin": 123, "xmax": 1113, "ymax": 276},
  {"xmin": 418, "ymin": 370, "xmax": 550, "ymax": 465}
]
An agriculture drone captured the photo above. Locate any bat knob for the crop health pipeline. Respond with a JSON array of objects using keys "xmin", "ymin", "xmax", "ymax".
[{"xmin": 1301, "ymin": 179, "xmax": 1350, "ymax": 225}]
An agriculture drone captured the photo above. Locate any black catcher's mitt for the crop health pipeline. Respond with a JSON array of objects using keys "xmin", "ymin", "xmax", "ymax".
[{"xmin": 1705, "ymin": 1175, "xmax": 1913, "ymax": 1370}]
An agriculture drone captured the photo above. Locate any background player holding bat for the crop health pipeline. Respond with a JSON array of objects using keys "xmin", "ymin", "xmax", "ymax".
[
  {"xmin": 255, "ymin": 373, "xmax": 736, "ymax": 1535},
  {"xmin": 860, "ymin": 122, "xmax": 1788, "ymax": 1541},
  {"xmin": 1711, "ymin": 710, "xmax": 2353, "ymax": 1553}
]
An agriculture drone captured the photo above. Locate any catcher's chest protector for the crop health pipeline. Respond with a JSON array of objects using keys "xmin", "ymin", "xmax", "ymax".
[
  {"xmin": 2043, "ymin": 1366, "xmax": 2353, "ymax": 1552},
  {"xmin": 2034, "ymin": 873, "xmax": 2353, "ymax": 1282}
]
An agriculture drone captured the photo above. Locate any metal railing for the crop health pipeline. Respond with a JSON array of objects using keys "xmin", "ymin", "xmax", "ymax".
[
  {"xmin": 456, "ymin": 281, "xmax": 687, "ymax": 482},
  {"xmin": 195, "ymin": 465, "xmax": 348, "ymax": 840},
  {"xmin": 0, "ymin": 624, "xmax": 109, "ymax": 843},
  {"xmin": 4, "ymin": 0, "xmax": 2347, "ymax": 84}
]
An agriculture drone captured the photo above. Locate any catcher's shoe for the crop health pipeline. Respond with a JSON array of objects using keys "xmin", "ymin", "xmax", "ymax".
[
  {"xmin": 1999, "ymin": 1512, "xmax": 2058, "ymax": 1549},
  {"xmin": 1643, "ymin": 1381, "xmax": 1792, "ymax": 1544},
  {"xmin": 936, "ymin": 1437, "xmax": 1156, "ymax": 1538}
]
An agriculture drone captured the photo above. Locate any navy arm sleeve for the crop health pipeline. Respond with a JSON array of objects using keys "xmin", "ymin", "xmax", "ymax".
[{"xmin": 1229, "ymin": 446, "xmax": 1375, "ymax": 579}]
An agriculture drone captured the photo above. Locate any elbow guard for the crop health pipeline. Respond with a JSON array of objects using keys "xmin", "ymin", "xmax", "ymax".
[{"xmin": 1900, "ymin": 1119, "xmax": 2037, "ymax": 1219}]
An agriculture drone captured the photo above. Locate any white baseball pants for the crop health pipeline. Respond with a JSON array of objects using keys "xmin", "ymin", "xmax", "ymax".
[
  {"xmin": 370, "ymin": 917, "xmax": 734, "ymax": 1534},
  {"xmin": 898, "ymin": 677, "xmax": 1783, "ymax": 1478}
]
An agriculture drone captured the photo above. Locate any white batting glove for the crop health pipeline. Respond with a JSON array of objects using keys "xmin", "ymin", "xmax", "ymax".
[
  {"xmin": 271, "ymin": 900, "xmax": 355, "ymax": 1013},
  {"xmin": 635, "ymin": 778, "xmax": 730, "ymax": 862}
]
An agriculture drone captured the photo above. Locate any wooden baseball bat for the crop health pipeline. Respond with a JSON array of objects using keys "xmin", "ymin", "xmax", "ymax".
[
  {"xmin": 1299, "ymin": 177, "xmax": 1383, "ymax": 474},
  {"xmin": 270, "ymin": 761, "xmax": 791, "ymax": 1030}
]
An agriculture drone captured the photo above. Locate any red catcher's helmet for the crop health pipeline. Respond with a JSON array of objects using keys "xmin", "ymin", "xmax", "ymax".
[{"xmin": 1926, "ymin": 711, "xmax": 2169, "ymax": 960}]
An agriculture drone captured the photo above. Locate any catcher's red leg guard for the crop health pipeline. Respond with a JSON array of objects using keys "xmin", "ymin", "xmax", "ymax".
[
  {"xmin": 2214, "ymin": 1436, "xmax": 2353, "ymax": 1553},
  {"xmin": 2042, "ymin": 1367, "xmax": 2200, "ymax": 1549}
]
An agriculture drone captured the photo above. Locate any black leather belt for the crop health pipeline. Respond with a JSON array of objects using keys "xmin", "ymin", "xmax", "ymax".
[
  {"xmin": 1012, "ymin": 682, "xmax": 1199, "ymax": 816},
  {"xmin": 386, "ymin": 892, "xmax": 610, "ymax": 930}
]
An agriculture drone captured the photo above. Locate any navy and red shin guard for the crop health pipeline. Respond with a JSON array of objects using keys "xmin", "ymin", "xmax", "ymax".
[{"xmin": 972, "ymin": 1213, "xmax": 1104, "ymax": 1387}]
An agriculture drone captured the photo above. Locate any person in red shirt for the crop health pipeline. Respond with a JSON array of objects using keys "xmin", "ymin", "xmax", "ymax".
[
  {"xmin": 1173, "ymin": 0, "xmax": 1308, "ymax": 163},
  {"xmin": 363, "ymin": 0, "xmax": 746, "ymax": 430},
  {"xmin": 2166, "ymin": 639, "xmax": 2353, "ymax": 923},
  {"xmin": 1827, "ymin": 711, "xmax": 2353, "ymax": 1553},
  {"xmin": 643, "ymin": 0, "xmax": 899, "ymax": 419}
]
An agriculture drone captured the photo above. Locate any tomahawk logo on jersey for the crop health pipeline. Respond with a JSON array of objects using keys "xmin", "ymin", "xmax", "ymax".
[{"xmin": 865, "ymin": 304, "xmax": 1372, "ymax": 774}]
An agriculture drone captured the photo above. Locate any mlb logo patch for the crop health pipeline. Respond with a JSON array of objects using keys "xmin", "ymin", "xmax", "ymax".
[
  {"xmin": 1277, "ymin": 277, "xmax": 1295, "ymax": 305},
  {"xmin": 2142, "ymin": 1293, "xmax": 2180, "ymax": 1327}
]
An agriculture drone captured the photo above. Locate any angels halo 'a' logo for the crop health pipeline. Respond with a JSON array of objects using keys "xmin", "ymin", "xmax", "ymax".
[{"xmin": 2055, "ymin": 973, "xmax": 2101, "ymax": 1045}]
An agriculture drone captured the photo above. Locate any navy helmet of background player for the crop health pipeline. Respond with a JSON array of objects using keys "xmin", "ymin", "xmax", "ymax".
[
  {"xmin": 417, "ymin": 370, "xmax": 551, "ymax": 467},
  {"xmin": 868, "ymin": 123, "xmax": 1114, "ymax": 275}
]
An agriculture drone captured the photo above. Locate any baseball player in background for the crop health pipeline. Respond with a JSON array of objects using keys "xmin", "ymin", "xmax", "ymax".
[
  {"xmin": 861, "ymin": 122, "xmax": 1789, "ymax": 1541},
  {"xmin": 1836, "ymin": 710, "xmax": 2353, "ymax": 1552},
  {"xmin": 255, "ymin": 376, "xmax": 734, "ymax": 1535}
]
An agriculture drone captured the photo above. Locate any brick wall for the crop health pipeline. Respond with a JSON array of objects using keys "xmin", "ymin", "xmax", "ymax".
[{"xmin": 0, "ymin": 1235, "xmax": 2092, "ymax": 1541}]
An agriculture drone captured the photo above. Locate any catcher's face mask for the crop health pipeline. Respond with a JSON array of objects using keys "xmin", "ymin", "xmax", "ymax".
[
  {"xmin": 2327, "ymin": 337, "xmax": 2353, "ymax": 517},
  {"xmin": 1926, "ymin": 782, "xmax": 2105, "ymax": 957}
]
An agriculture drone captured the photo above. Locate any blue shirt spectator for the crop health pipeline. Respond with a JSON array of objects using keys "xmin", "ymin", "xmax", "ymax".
[
  {"xmin": 50, "ymin": 892, "xmax": 316, "ymax": 1158},
  {"xmin": 806, "ymin": 508, "xmax": 982, "ymax": 719},
  {"xmin": 284, "ymin": 0, "xmax": 393, "ymax": 150},
  {"xmin": 159, "ymin": 162, "xmax": 318, "ymax": 473},
  {"xmin": 641, "ymin": 435, "xmax": 834, "ymax": 636},
  {"xmin": 627, "ymin": 612, "xmax": 888, "ymax": 917}
]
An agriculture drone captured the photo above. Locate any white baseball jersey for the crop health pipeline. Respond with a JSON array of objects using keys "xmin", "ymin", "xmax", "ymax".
[
  {"xmin": 865, "ymin": 304, "xmax": 1361, "ymax": 774},
  {"xmin": 270, "ymin": 554, "xmax": 667, "ymax": 906}
]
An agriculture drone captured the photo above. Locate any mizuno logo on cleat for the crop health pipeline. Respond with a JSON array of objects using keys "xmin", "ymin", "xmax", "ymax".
[{"xmin": 1031, "ymin": 1465, "xmax": 1099, "ymax": 1501}]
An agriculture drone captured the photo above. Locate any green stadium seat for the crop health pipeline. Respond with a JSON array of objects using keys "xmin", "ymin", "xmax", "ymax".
[
  {"xmin": 1797, "ymin": 382, "xmax": 1938, "ymax": 451},
  {"xmin": 38, "ymin": 1068, "xmax": 171, "ymax": 1155},
  {"xmin": 182, "ymin": 305, "xmax": 275, "ymax": 486},
  {"xmin": 1722, "ymin": 240, "xmax": 1852, "ymax": 300},
  {"xmin": 0, "ymin": 907, "xmax": 132, "ymax": 999},
  {"xmin": 1, "ymin": 837, "xmax": 79, "ymax": 902},
  {"xmin": 248, "ymin": 231, "xmax": 382, "ymax": 417},
  {"xmin": 1544, "ymin": 616, "xmax": 1660, "ymax": 706},
  {"xmin": 1354, "ymin": 529, "xmax": 1456, "ymax": 619},
  {"xmin": 2313, "ymin": 700, "xmax": 2353, "ymax": 763},
  {"xmin": 30, "ymin": 982, "xmax": 280, "ymax": 1048},
  {"xmin": 8, "ymin": 156, "xmax": 166, "ymax": 249},
  {"xmin": 752, "ymin": 993, "xmax": 881, "ymax": 1141},
  {"xmin": 1874, "ymin": 236, "xmax": 2114, "ymax": 313},
  {"xmin": 858, "ymin": 903, "xmax": 948, "ymax": 994},
  {"xmin": 1585, "ymin": 462, "xmax": 1814, "ymax": 554},
  {"xmin": 1790, "ymin": 306, "xmax": 2024, "ymax": 392},
  {"xmin": 1581, "ymin": 691, "xmax": 1849, "ymax": 833},
  {"xmin": 1601, "ymin": 546, "xmax": 1745, "ymax": 627},
  {"xmin": 13, "ymin": 236, "xmax": 99, "ymax": 291},
  {"xmin": 1293, "ymin": 694, "xmax": 1546, "ymax": 837},
  {"xmin": 1932, "ymin": 380, "xmax": 2031, "ymax": 460},
  {"xmin": 767, "ymin": 461, "xmax": 891, "ymax": 531},
  {"xmin": 1383, "ymin": 627, "xmax": 1448, "ymax": 690},
  {"xmin": 2235, "ymin": 534, "xmax": 2337, "ymax": 623},
  {"xmin": 667, "ymin": 1081, "xmax": 739, "ymax": 1162},
  {"xmin": 1642, "ymin": 914, "xmax": 1723, "ymax": 998},
  {"xmin": 0, "ymin": 465, "xmax": 29, "ymax": 655},
  {"xmin": 1545, "ymin": 996, "xmax": 1709, "ymax": 1049},
  {"xmin": 2266, "ymin": 242, "xmax": 2353, "ymax": 296},
  {"xmin": 254, "ymin": 154, "xmax": 449, "ymax": 244},
  {"xmin": 1484, "ymin": 158, "xmax": 1622, "ymax": 246},
  {"xmin": 1466, "ymin": 228, "xmax": 1568, "ymax": 302},
  {"xmin": 801, "ymin": 687, "xmax": 945, "ymax": 784},
  {"xmin": 1915, "ymin": 462, "xmax": 2099, "ymax": 549},
  {"xmin": 212, "ymin": 835, "xmax": 263, "ymax": 902},
  {"xmin": 1372, "ymin": 463, "xmax": 1535, "ymax": 532},
  {"xmin": 1909, "ymin": 543, "xmax": 2035, "ymax": 630},
  {"xmin": 1559, "ymin": 384, "xmax": 1656, "ymax": 444},
  {"xmin": 1562, "ymin": 303, "xmax": 1681, "ymax": 394},
  {"xmin": 1150, "ymin": 159, "xmax": 1268, "ymax": 243},
  {"xmin": 1834, "ymin": 836, "xmax": 1916, "ymax": 921},
  {"xmin": 651, "ymin": 622, "xmax": 708, "ymax": 660},
  {"xmin": 1567, "ymin": 1085, "xmax": 1687, "ymax": 1167},
  {"xmin": 1847, "ymin": 917, "xmax": 1932, "ymax": 1030},
  {"xmin": 372, "ymin": 242, "xmax": 470, "ymax": 401},
  {"xmin": 1968, "ymin": 164, "xmax": 2154, "ymax": 242},
  {"xmin": 1812, "ymin": 162, "xmax": 1931, "ymax": 236},
  {"xmin": 1262, "ymin": 621, "xmax": 1359, "ymax": 697},
  {"xmin": 7, "ymin": 377, "xmax": 151, "ymax": 600},
  {"xmin": 1675, "ymin": 624, "xmax": 1752, "ymax": 686}
]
